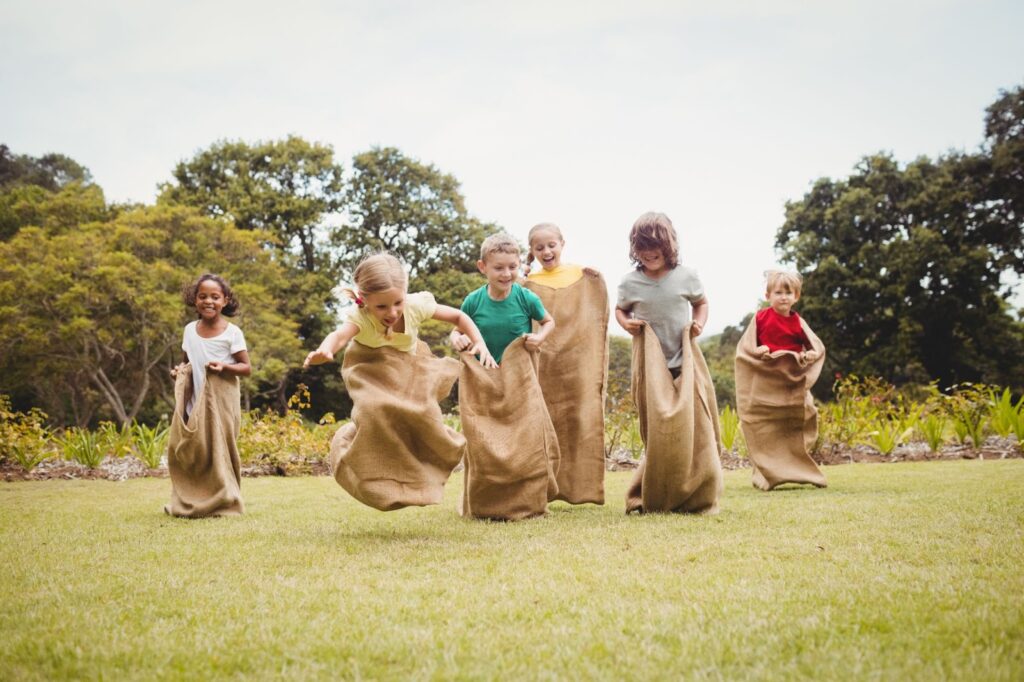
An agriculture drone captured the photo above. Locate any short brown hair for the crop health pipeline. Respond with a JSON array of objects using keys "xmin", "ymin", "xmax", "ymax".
[
  {"xmin": 629, "ymin": 212, "xmax": 679, "ymax": 270},
  {"xmin": 479, "ymin": 232, "xmax": 522, "ymax": 262},
  {"xmin": 764, "ymin": 269, "xmax": 803, "ymax": 297}
]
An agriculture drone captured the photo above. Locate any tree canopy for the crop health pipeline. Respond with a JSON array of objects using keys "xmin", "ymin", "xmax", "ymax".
[{"xmin": 776, "ymin": 85, "xmax": 1024, "ymax": 391}]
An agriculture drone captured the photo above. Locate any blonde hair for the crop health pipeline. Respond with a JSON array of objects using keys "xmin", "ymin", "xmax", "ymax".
[
  {"xmin": 764, "ymin": 269, "xmax": 803, "ymax": 296},
  {"xmin": 629, "ymin": 212, "xmax": 679, "ymax": 270},
  {"xmin": 526, "ymin": 222, "xmax": 564, "ymax": 268},
  {"xmin": 340, "ymin": 253, "xmax": 408, "ymax": 304},
  {"xmin": 479, "ymin": 232, "xmax": 522, "ymax": 262}
]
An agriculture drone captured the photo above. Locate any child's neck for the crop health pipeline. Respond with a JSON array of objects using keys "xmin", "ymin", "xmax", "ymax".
[
  {"xmin": 196, "ymin": 315, "xmax": 227, "ymax": 337},
  {"xmin": 487, "ymin": 283, "xmax": 512, "ymax": 301},
  {"xmin": 642, "ymin": 266, "xmax": 669, "ymax": 280}
]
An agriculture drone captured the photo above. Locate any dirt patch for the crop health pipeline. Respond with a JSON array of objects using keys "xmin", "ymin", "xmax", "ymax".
[{"xmin": 4, "ymin": 438, "xmax": 1020, "ymax": 482}]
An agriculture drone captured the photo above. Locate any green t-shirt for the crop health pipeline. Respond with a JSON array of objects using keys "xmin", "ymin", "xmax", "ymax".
[{"xmin": 460, "ymin": 283, "xmax": 547, "ymax": 363}]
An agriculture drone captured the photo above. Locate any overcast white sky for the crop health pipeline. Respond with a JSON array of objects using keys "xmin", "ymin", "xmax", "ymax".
[{"xmin": 2, "ymin": 0, "xmax": 1022, "ymax": 334}]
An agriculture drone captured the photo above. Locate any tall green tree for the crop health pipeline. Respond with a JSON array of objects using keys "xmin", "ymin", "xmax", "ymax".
[
  {"xmin": 159, "ymin": 136, "xmax": 344, "ymax": 273},
  {"xmin": 336, "ymin": 147, "xmax": 497, "ymax": 287},
  {"xmin": 0, "ymin": 205, "xmax": 301, "ymax": 426},
  {"xmin": 776, "ymin": 88, "xmax": 1024, "ymax": 390},
  {"xmin": 0, "ymin": 144, "xmax": 92, "ymax": 191}
]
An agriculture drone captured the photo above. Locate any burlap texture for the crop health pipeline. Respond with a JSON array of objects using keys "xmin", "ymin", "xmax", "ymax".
[
  {"xmin": 329, "ymin": 340, "xmax": 465, "ymax": 511},
  {"xmin": 734, "ymin": 318, "xmax": 827, "ymax": 491},
  {"xmin": 165, "ymin": 364, "xmax": 244, "ymax": 518},
  {"xmin": 525, "ymin": 272, "xmax": 608, "ymax": 505},
  {"xmin": 459, "ymin": 337, "xmax": 560, "ymax": 521},
  {"xmin": 625, "ymin": 323, "xmax": 723, "ymax": 514}
]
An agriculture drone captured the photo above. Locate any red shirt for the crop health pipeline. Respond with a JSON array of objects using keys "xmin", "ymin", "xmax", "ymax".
[{"xmin": 756, "ymin": 308, "xmax": 811, "ymax": 353}]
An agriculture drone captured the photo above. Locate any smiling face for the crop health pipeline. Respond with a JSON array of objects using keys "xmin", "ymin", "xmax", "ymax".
[
  {"xmin": 477, "ymin": 251, "xmax": 520, "ymax": 298},
  {"xmin": 530, "ymin": 228, "xmax": 564, "ymax": 271},
  {"xmin": 767, "ymin": 284, "xmax": 799, "ymax": 317},
  {"xmin": 637, "ymin": 248, "xmax": 667, "ymax": 276},
  {"xmin": 362, "ymin": 287, "xmax": 406, "ymax": 329},
  {"xmin": 195, "ymin": 279, "xmax": 227, "ymax": 322}
]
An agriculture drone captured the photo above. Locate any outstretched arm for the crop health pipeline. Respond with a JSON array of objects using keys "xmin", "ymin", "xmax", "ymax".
[
  {"xmin": 435, "ymin": 305, "xmax": 497, "ymax": 368},
  {"xmin": 304, "ymin": 322, "xmax": 359, "ymax": 368}
]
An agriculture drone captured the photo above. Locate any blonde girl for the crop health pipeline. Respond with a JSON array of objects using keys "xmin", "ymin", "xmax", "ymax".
[{"xmin": 305, "ymin": 253, "xmax": 496, "ymax": 369}]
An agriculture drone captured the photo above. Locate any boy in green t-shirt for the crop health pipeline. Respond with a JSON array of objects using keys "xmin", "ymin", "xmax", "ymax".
[{"xmin": 451, "ymin": 232, "xmax": 555, "ymax": 363}]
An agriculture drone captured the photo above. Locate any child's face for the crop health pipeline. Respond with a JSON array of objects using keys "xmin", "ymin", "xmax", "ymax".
[
  {"xmin": 195, "ymin": 279, "xmax": 227, "ymax": 322},
  {"xmin": 530, "ymin": 230, "xmax": 564, "ymax": 271},
  {"xmin": 477, "ymin": 252, "xmax": 520, "ymax": 296},
  {"xmin": 767, "ymin": 285, "xmax": 799, "ymax": 316},
  {"xmin": 637, "ymin": 248, "xmax": 667, "ymax": 275},
  {"xmin": 362, "ymin": 287, "xmax": 406, "ymax": 328}
]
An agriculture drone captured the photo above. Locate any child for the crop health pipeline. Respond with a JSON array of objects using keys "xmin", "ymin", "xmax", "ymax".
[
  {"xmin": 735, "ymin": 270, "xmax": 827, "ymax": 491},
  {"xmin": 755, "ymin": 270, "xmax": 819, "ymax": 360},
  {"xmin": 304, "ymin": 252, "xmax": 495, "ymax": 511},
  {"xmin": 450, "ymin": 232, "xmax": 555, "ymax": 362},
  {"xmin": 165, "ymin": 274, "xmax": 251, "ymax": 518},
  {"xmin": 452, "ymin": 233, "xmax": 560, "ymax": 520},
  {"xmin": 615, "ymin": 212, "xmax": 722, "ymax": 514},
  {"xmin": 524, "ymin": 223, "xmax": 608, "ymax": 505},
  {"xmin": 615, "ymin": 212, "xmax": 708, "ymax": 376}
]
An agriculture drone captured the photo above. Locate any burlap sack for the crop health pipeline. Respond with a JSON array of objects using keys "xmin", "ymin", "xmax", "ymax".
[
  {"xmin": 165, "ymin": 364, "xmax": 244, "ymax": 518},
  {"xmin": 329, "ymin": 340, "xmax": 466, "ymax": 511},
  {"xmin": 459, "ymin": 337, "xmax": 560, "ymax": 521},
  {"xmin": 734, "ymin": 318, "xmax": 827, "ymax": 491},
  {"xmin": 525, "ymin": 272, "xmax": 608, "ymax": 505},
  {"xmin": 625, "ymin": 323, "xmax": 723, "ymax": 514}
]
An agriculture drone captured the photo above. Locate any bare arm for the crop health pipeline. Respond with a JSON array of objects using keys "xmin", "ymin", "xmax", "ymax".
[
  {"xmin": 524, "ymin": 312, "xmax": 554, "ymax": 352},
  {"xmin": 207, "ymin": 349, "xmax": 251, "ymax": 377},
  {"xmin": 434, "ymin": 305, "xmax": 497, "ymax": 368},
  {"xmin": 615, "ymin": 307, "xmax": 644, "ymax": 336},
  {"xmin": 304, "ymin": 322, "xmax": 360, "ymax": 368},
  {"xmin": 690, "ymin": 297, "xmax": 708, "ymax": 337}
]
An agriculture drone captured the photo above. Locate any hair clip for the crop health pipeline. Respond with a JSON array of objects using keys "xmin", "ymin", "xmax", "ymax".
[{"xmin": 355, "ymin": 296, "xmax": 364, "ymax": 306}]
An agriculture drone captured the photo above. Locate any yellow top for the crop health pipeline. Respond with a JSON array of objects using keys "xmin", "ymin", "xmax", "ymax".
[
  {"xmin": 526, "ymin": 263, "xmax": 584, "ymax": 289},
  {"xmin": 346, "ymin": 291, "xmax": 437, "ymax": 352}
]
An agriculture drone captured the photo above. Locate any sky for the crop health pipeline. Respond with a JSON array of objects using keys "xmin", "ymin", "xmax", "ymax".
[{"xmin": 2, "ymin": 0, "xmax": 1022, "ymax": 335}]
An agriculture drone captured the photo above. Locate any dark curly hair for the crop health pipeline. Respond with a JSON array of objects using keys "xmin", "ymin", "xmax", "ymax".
[
  {"xmin": 629, "ymin": 212, "xmax": 680, "ymax": 271},
  {"xmin": 183, "ymin": 273, "xmax": 240, "ymax": 317}
]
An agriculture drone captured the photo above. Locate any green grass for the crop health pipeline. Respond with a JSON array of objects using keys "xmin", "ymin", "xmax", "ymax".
[{"xmin": 1, "ymin": 461, "xmax": 1023, "ymax": 681}]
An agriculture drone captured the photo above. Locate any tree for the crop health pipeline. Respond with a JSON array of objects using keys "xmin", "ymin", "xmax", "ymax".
[
  {"xmin": 336, "ymin": 147, "xmax": 497, "ymax": 286},
  {"xmin": 776, "ymin": 104, "xmax": 1024, "ymax": 391},
  {"xmin": 0, "ymin": 144, "xmax": 92, "ymax": 191},
  {"xmin": 159, "ymin": 136, "xmax": 345, "ymax": 273},
  {"xmin": 0, "ymin": 205, "xmax": 302, "ymax": 426},
  {"xmin": 0, "ymin": 181, "xmax": 107, "ymax": 241}
]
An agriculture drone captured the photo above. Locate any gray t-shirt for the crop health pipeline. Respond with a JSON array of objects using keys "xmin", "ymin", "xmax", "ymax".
[{"xmin": 616, "ymin": 266, "xmax": 705, "ymax": 369}]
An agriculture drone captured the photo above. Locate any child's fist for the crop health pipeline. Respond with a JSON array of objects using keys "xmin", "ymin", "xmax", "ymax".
[
  {"xmin": 524, "ymin": 333, "xmax": 544, "ymax": 352},
  {"xmin": 801, "ymin": 349, "xmax": 821, "ymax": 363},
  {"xmin": 451, "ymin": 332, "xmax": 472, "ymax": 352},
  {"xmin": 689, "ymin": 321, "xmax": 704, "ymax": 337},
  {"xmin": 755, "ymin": 345, "xmax": 772, "ymax": 359},
  {"xmin": 206, "ymin": 361, "xmax": 225, "ymax": 374},
  {"xmin": 620, "ymin": 318, "xmax": 644, "ymax": 337}
]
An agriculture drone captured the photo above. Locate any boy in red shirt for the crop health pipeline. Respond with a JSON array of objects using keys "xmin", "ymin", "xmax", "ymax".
[{"xmin": 756, "ymin": 270, "xmax": 820, "ymax": 362}]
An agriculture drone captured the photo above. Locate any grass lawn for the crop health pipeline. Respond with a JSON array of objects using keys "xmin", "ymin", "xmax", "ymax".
[{"xmin": 1, "ymin": 460, "xmax": 1022, "ymax": 681}]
